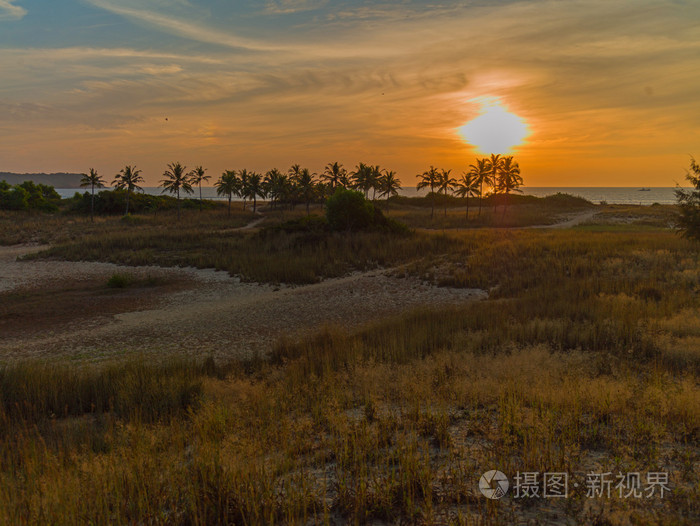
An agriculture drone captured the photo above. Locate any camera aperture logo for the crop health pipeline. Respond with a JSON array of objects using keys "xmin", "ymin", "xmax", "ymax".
[{"xmin": 479, "ymin": 470, "xmax": 509, "ymax": 499}]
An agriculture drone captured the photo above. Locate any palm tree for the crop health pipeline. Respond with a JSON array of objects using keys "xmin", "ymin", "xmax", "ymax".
[
  {"xmin": 351, "ymin": 163, "xmax": 374, "ymax": 199},
  {"xmin": 215, "ymin": 170, "xmax": 241, "ymax": 217},
  {"xmin": 416, "ymin": 166, "xmax": 440, "ymax": 218},
  {"xmin": 189, "ymin": 166, "xmax": 210, "ymax": 212},
  {"xmin": 238, "ymin": 169, "xmax": 251, "ymax": 210},
  {"xmin": 264, "ymin": 168, "xmax": 286, "ymax": 209},
  {"xmin": 484, "ymin": 154, "xmax": 503, "ymax": 213},
  {"xmin": 496, "ymin": 156, "xmax": 523, "ymax": 217},
  {"xmin": 244, "ymin": 171, "xmax": 265, "ymax": 213},
  {"xmin": 80, "ymin": 168, "xmax": 105, "ymax": 222},
  {"xmin": 437, "ymin": 169, "xmax": 457, "ymax": 216},
  {"xmin": 455, "ymin": 171, "xmax": 481, "ymax": 220},
  {"xmin": 369, "ymin": 165, "xmax": 382, "ymax": 200},
  {"xmin": 293, "ymin": 167, "xmax": 316, "ymax": 214},
  {"xmin": 378, "ymin": 169, "xmax": 402, "ymax": 201},
  {"xmin": 468, "ymin": 158, "xmax": 490, "ymax": 217},
  {"xmin": 113, "ymin": 165, "xmax": 144, "ymax": 216},
  {"xmin": 321, "ymin": 162, "xmax": 348, "ymax": 190},
  {"xmin": 160, "ymin": 162, "xmax": 194, "ymax": 220},
  {"xmin": 287, "ymin": 164, "xmax": 303, "ymax": 209}
]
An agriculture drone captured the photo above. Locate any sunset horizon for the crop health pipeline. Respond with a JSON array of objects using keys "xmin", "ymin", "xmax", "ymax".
[{"xmin": 2, "ymin": 1, "xmax": 699, "ymax": 187}]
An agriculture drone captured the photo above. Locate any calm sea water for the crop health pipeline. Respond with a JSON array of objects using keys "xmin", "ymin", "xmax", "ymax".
[{"xmin": 56, "ymin": 187, "xmax": 687, "ymax": 205}]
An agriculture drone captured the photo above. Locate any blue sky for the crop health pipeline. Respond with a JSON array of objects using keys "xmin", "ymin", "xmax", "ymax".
[{"xmin": 1, "ymin": 0, "xmax": 699, "ymax": 185}]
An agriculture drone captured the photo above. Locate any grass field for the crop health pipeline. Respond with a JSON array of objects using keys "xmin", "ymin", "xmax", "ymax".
[{"xmin": 0, "ymin": 201, "xmax": 698, "ymax": 524}]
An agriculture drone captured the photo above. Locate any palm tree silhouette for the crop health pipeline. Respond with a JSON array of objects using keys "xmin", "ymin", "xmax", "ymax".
[
  {"xmin": 468, "ymin": 158, "xmax": 490, "ymax": 217},
  {"xmin": 215, "ymin": 170, "xmax": 241, "ymax": 217},
  {"xmin": 378, "ymin": 169, "xmax": 402, "ymax": 201},
  {"xmin": 189, "ymin": 166, "xmax": 210, "ymax": 212},
  {"xmin": 287, "ymin": 164, "xmax": 304, "ymax": 209},
  {"xmin": 370, "ymin": 165, "xmax": 382, "ymax": 201},
  {"xmin": 497, "ymin": 156, "xmax": 523, "ymax": 217},
  {"xmin": 437, "ymin": 169, "xmax": 457, "ymax": 216},
  {"xmin": 264, "ymin": 168, "xmax": 287, "ymax": 209},
  {"xmin": 416, "ymin": 166, "xmax": 440, "ymax": 218},
  {"xmin": 161, "ymin": 162, "xmax": 194, "ymax": 220},
  {"xmin": 321, "ymin": 162, "xmax": 348, "ymax": 190},
  {"xmin": 294, "ymin": 168, "xmax": 317, "ymax": 214},
  {"xmin": 455, "ymin": 170, "xmax": 481, "ymax": 220},
  {"xmin": 485, "ymin": 154, "xmax": 503, "ymax": 213},
  {"xmin": 80, "ymin": 168, "xmax": 105, "ymax": 222},
  {"xmin": 112, "ymin": 165, "xmax": 144, "ymax": 216},
  {"xmin": 245, "ymin": 171, "xmax": 265, "ymax": 213},
  {"xmin": 237, "ymin": 169, "xmax": 252, "ymax": 210},
  {"xmin": 351, "ymin": 163, "xmax": 374, "ymax": 199}
]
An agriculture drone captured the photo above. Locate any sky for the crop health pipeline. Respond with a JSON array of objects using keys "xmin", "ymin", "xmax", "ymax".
[{"xmin": 1, "ymin": 0, "xmax": 699, "ymax": 187}]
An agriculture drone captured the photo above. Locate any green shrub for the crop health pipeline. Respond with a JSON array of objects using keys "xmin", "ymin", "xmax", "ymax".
[
  {"xmin": 107, "ymin": 273, "xmax": 132, "ymax": 288},
  {"xmin": 676, "ymin": 156, "xmax": 700, "ymax": 241},
  {"xmin": 0, "ymin": 180, "xmax": 59, "ymax": 212},
  {"xmin": 325, "ymin": 187, "xmax": 376, "ymax": 231}
]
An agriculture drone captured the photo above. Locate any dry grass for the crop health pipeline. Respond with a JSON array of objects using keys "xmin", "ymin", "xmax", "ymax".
[
  {"xmin": 0, "ymin": 208, "xmax": 698, "ymax": 524},
  {"xmin": 0, "ymin": 206, "xmax": 254, "ymax": 245}
]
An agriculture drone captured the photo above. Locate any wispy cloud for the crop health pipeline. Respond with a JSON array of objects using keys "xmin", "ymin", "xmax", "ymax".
[
  {"xmin": 82, "ymin": 0, "xmax": 281, "ymax": 52},
  {"xmin": 265, "ymin": 0, "xmax": 328, "ymax": 15},
  {"xmin": 0, "ymin": 0, "xmax": 26, "ymax": 21}
]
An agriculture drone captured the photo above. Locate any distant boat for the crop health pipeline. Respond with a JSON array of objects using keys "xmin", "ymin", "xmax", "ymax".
[{"xmin": 638, "ymin": 188, "xmax": 651, "ymax": 191}]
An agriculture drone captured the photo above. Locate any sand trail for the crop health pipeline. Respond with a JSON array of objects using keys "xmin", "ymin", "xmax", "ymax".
[{"xmin": 0, "ymin": 245, "xmax": 485, "ymax": 362}]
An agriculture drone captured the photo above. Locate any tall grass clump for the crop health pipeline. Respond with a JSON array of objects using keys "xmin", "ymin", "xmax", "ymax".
[{"xmin": 0, "ymin": 359, "xmax": 204, "ymax": 427}]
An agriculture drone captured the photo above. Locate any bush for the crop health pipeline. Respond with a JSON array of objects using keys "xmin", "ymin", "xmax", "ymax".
[
  {"xmin": 0, "ymin": 180, "xmax": 59, "ymax": 212},
  {"xmin": 325, "ymin": 188, "xmax": 376, "ymax": 231},
  {"xmin": 107, "ymin": 273, "xmax": 132, "ymax": 288},
  {"xmin": 676, "ymin": 156, "xmax": 700, "ymax": 241}
]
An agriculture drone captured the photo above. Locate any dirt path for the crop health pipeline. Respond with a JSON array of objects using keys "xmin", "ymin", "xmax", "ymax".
[
  {"xmin": 529, "ymin": 208, "xmax": 600, "ymax": 229},
  {"xmin": 0, "ymin": 245, "xmax": 485, "ymax": 363}
]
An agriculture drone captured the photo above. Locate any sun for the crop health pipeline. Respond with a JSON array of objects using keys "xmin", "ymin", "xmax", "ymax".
[{"xmin": 457, "ymin": 101, "xmax": 530, "ymax": 154}]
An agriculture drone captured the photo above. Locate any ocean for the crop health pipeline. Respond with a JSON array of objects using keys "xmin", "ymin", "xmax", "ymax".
[{"xmin": 54, "ymin": 187, "xmax": 688, "ymax": 205}]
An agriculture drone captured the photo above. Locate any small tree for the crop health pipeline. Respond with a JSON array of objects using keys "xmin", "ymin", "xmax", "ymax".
[
  {"xmin": 189, "ymin": 166, "xmax": 210, "ymax": 211},
  {"xmin": 496, "ymin": 156, "xmax": 523, "ymax": 217},
  {"xmin": 378, "ymin": 169, "xmax": 401, "ymax": 201},
  {"xmin": 416, "ymin": 166, "xmax": 440, "ymax": 218},
  {"xmin": 161, "ymin": 162, "xmax": 194, "ymax": 220},
  {"xmin": 676, "ymin": 156, "xmax": 700, "ymax": 241},
  {"xmin": 215, "ymin": 170, "xmax": 240, "ymax": 217},
  {"xmin": 113, "ymin": 165, "xmax": 144, "ymax": 216},
  {"xmin": 80, "ymin": 168, "xmax": 106, "ymax": 222},
  {"xmin": 455, "ymin": 171, "xmax": 480, "ymax": 220},
  {"xmin": 325, "ymin": 187, "xmax": 375, "ymax": 231}
]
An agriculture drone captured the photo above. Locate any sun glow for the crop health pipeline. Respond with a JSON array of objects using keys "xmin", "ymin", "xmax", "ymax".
[{"xmin": 457, "ymin": 101, "xmax": 530, "ymax": 154}]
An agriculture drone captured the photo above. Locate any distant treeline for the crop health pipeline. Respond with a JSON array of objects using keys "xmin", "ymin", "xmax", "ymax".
[
  {"xmin": 68, "ymin": 189, "xmax": 218, "ymax": 215},
  {"xmin": 0, "ymin": 172, "xmax": 83, "ymax": 187}
]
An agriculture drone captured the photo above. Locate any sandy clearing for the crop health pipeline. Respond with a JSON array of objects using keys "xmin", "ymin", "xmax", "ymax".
[
  {"xmin": 529, "ymin": 209, "xmax": 600, "ymax": 229},
  {"xmin": 0, "ymin": 245, "xmax": 485, "ymax": 363}
]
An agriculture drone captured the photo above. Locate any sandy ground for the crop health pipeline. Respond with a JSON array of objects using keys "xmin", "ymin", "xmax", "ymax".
[{"xmin": 0, "ymin": 245, "xmax": 485, "ymax": 363}]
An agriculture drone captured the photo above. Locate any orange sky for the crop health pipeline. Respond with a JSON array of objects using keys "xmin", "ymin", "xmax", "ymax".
[{"xmin": 1, "ymin": 0, "xmax": 699, "ymax": 186}]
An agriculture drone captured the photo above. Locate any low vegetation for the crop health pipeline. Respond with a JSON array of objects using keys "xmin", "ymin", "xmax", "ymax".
[
  {"xmin": 676, "ymin": 156, "xmax": 700, "ymax": 241},
  {"xmin": 0, "ymin": 223, "xmax": 698, "ymax": 524},
  {"xmin": 1, "ymin": 181, "xmax": 697, "ymax": 523}
]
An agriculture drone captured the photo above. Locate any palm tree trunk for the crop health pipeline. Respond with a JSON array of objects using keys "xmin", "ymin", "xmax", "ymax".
[
  {"xmin": 90, "ymin": 184, "xmax": 95, "ymax": 222},
  {"xmin": 125, "ymin": 190, "xmax": 130, "ymax": 216},
  {"xmin": 228, "ymin": 195, "xmax": 232, "ymax": 217},
  {"xmin": 253, "ymin": 195, "xmax": 257, "ymax": 213},
  {"xmin": 177, "ymin": 188, "xmax": 181, "ymax": 221},
  {"xmin": 466, "ymin": 196, "xmax": 469, "ymax": 221},
  {"xmin": 478, "ymin": 182, "xmax": 483, "ymax": 217},
  {"xmin": 199, "ymin": 184, "xmax": 203, "ymax": 212}
]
